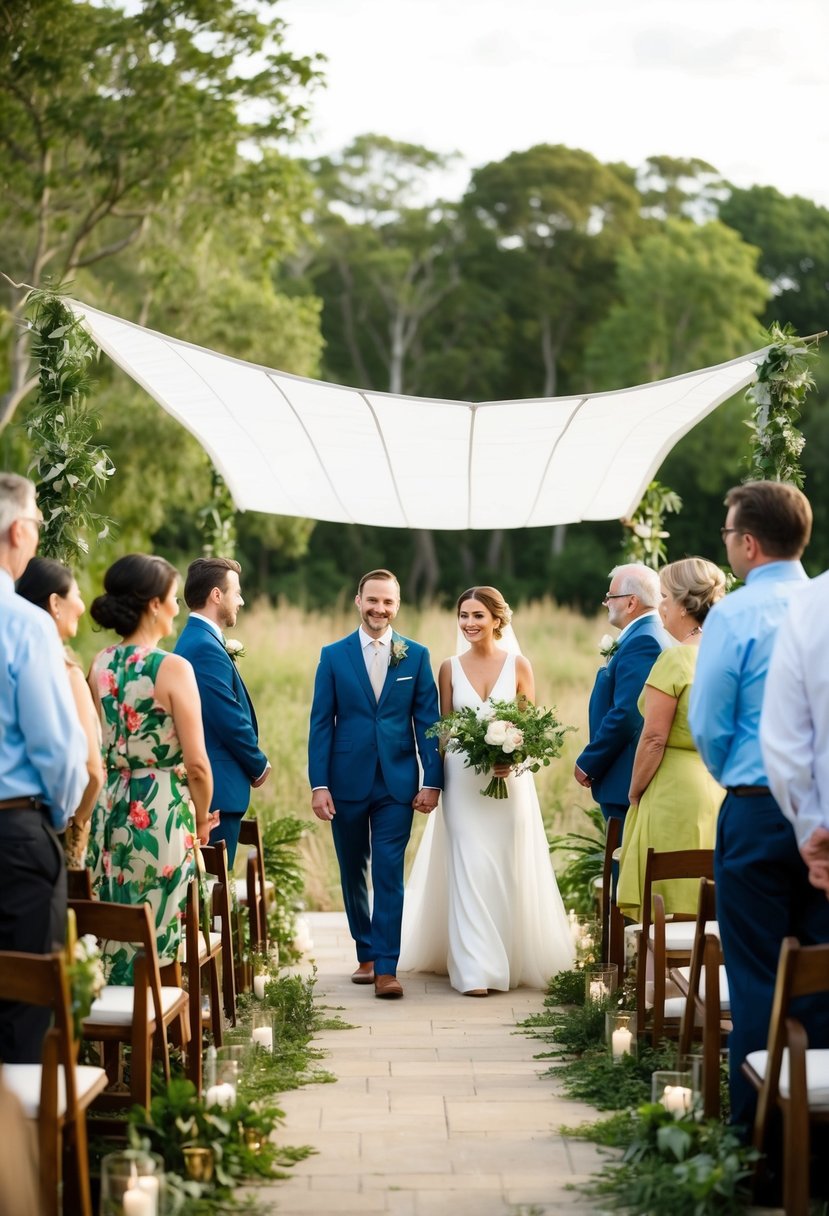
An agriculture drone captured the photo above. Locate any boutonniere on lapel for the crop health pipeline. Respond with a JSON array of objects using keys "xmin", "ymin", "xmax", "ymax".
[
  {"xmin": 224, "ymin": 638, "xmax": 246, "ymax": 663},
  {"xmin": 599, "ymin": 634, "xmax": 619, "ymax": 663},
  {"xmin": 389, "ymin": 636, "xmax": 409, "ymax": 668}
]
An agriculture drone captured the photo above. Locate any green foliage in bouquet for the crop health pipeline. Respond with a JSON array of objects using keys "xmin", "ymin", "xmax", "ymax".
[
  {"xmin": 427, "ymin": 695, "xmax": 573, "ymax": 799},
  {"xmin": 66, "ymin": 933, "xmax": 106, "ymax": 1039}
]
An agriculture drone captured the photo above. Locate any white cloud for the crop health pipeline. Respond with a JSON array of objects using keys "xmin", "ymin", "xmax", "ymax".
[{"xmin": 280, "ymin": 0, "xmax": 829, "ymax": 206}]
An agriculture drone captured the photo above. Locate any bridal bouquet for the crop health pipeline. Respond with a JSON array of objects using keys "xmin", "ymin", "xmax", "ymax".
[{"xmin": 427, "ymin": 695, "xmax": 573, "ymax": 799}]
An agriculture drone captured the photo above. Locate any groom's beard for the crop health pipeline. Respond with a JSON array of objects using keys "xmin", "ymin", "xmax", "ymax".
[{"xmin": 361, "ymin": 612, "xmax": 393, "ymax": 635}]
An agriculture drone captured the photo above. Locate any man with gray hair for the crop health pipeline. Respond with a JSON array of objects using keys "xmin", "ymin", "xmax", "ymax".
[
  {"xmin": 574, "ymin": 563, "xmax": 671, "ymax": 837},
  {"xmin": 0, "ymin": 473, "xmax": 87, "ymax": 1062}
]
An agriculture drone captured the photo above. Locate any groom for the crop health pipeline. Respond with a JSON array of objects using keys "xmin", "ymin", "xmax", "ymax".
[
  {"xmin": 309, "ymin": 569, "xmax": 443, "ymax": 999},
  {"xmin": 574, "ymin": 563, "xmax": 670, "ymax": 837}
]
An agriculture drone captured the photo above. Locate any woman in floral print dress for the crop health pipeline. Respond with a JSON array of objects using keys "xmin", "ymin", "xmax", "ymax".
[{"xmin": 88, "ymin": 554, "xmax": 215, "ymax": 979}]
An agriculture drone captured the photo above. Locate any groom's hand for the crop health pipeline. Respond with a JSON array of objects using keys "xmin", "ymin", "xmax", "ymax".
[
  {"xmin": 413, "ymin": 787, "xmax": 439, "ymax": 815},
  {"xmin": 311, "ymin": 788, "xmax": 336, "ymax": 821},
  {"xmin": 573, "ymin": 763, "xmax": 592, "ymax": 788}
]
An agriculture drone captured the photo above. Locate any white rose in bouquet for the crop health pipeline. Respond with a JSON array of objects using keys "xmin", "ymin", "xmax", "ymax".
[{"xmin": 484, "ymin": 719, "xmax": 509, "ymax": 746}]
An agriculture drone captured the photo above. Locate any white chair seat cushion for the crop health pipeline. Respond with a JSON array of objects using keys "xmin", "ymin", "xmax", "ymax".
[
  {"xmin": 84, "ymin": 984, "xmax": 186, "ymax": 1026},
  {"xmin": 233, "ymin": 877, "xmax": 275, "ymax": 903},
  {"xmin": 673, "ymin": 965, "xmax": 731, "ymax": 1011},
  {"xmin": 745, "ymin": 1048, "xmax": 829, "ymax": 1108},
  {"xmin": 648, "ymin": 919, "xmax": 719, "ymax": 952},
  {"xmin": 591, "ymin": 875, "xmax": 603, "ymax": 891},
  {"xmin": 3, "ymin": 1063, "xmax": 107, "ymax": 1118},
  {"xmin": 177, "ymin": 931, "xmax": 222, "ymax": 963}
]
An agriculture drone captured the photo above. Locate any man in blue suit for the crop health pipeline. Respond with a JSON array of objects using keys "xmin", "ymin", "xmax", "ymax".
[
  {"xmin": 175, "ymin": 558, "xmax": 270, "ymax": 865},
  {"xmin": 309, "ymin": 569, "xmax": 443, "ymax": 999},
  {"xmin": 574, "ymin": 563, "xmax": 670, "ymax": 837}
]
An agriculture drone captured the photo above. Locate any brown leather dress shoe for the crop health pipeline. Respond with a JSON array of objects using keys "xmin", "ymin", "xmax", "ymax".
[
  {"xmin": 374, "ymin": 974, "xmax": 404, "ymax": 999},
  {"xmin": 351, "ymin": 962, "xmax": 375, "ymax": 984}
]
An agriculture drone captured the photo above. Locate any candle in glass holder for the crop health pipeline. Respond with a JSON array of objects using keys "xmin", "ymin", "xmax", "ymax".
[
  {"xmin": 661, "ymin": 1084, "xmax": 692, "ymax": 1115},
  {"xmin": 252, "ymin": 1025, "xmax": 273, "ymax": 1051},
  {"xmin": 588, "ymin": 980, "xmax": 608, "ymax": 1002},
  {"xmin": 123, "ymin": 1187, "xmax": 155, "ymax": 1216},
  {"xmin": 205, "ymin": 1081, "xmax": 236, "ymax": 1109},
  {"xmin": 253, "ymin": 974, "xmax": 267, "ymax": 1000},
  {"xmin": 611, "ymin": 1025, "xmax": 633, "ymax": 1059}
]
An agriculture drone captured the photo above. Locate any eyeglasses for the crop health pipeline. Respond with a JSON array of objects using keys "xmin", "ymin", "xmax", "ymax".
[
  {"xmin": 20, "ymin": 516, "xmax": 45, "ymax": 532},
  {"xmin": 602, "ymin": 593, "xmax": 632, "ymax": 605},
  {"xmin": 720, "ymin": 527, "xmax": 743, "ymax": 542}
]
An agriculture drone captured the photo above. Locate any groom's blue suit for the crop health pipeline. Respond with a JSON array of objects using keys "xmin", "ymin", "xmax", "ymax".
[
  {"xmin": 308, "ymin": 630, "xmax": 443, "ymax": 976},
  {"xmin": 577, "ymin": 613, "xmax": 671, "ymax": 830},
  {"xmin": 175, "ymin": 615, "xmax": 268, "ymax": 864}
]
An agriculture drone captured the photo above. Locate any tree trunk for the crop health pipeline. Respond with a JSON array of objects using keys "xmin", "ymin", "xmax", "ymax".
[{"xmin": 408, "ymin": 528, "xmax": 440, "ymax": 603}]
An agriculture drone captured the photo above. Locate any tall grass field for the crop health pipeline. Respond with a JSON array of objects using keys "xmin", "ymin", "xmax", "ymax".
[{"xmin": 76, "ymin": 599, "xmax": 608, "ymax": 910}]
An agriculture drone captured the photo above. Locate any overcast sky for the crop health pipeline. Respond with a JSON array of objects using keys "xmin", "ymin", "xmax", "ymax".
[{"xmin": 280, "ymin": 0, "xmax": 829, "ymax": 207}]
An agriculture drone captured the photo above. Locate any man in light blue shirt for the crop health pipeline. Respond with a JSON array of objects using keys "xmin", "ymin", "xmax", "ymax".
[
  {"xmin": 0, "ymin": 473, "xmax": 87, "ymax": 1062},
  {"xmin": 690, "ymin": 479, "xmax": 829, "ymax": 1138}
]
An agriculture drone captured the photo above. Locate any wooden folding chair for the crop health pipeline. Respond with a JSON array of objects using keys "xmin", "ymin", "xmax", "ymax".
[
  {"xmin": 182, "ymin": 874, "xmax": 224, "ymax": 1093},
  {"xmin": 237, "ymin": 817, "xmax": 273, "ymax": 954},
  {"xmin": 69, "ymin": 898, "xmax": 189, "ymax": 1109},
  {"xmin": 66, "ymin": 868, "xmax": 93, "ymax": 900},
  {"xmin": 743, "ymin": 937, "xmax": 829, "ymax": 1216},
  {"xmin": 0, "ymin": 950, "xmax": 108, "ymax": 1216},
  {"xmin": 200, "ymin": 841, "xmax": 237, "ymax": 1024},
  {"xmin": 671, "ymin": 878, "xmax": 730, "ymax": 1116},
  {"xmin": 635, "ymin": 847, "xmax": 715, "ymax": 1042}
]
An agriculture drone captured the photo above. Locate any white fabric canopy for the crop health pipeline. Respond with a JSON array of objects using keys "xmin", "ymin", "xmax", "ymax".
[{"xmin": 70, "ymin": 300, "xmax": 766, "ymax": 530}]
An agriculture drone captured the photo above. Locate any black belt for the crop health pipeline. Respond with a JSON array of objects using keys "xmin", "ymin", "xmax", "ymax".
[
  {"xmin": 0, "ymin": 795, "xmax": 48, "ymax": 811},
  {"xmin": 728, "ymin": 785, "xmax": 771, "ymax": 797}
]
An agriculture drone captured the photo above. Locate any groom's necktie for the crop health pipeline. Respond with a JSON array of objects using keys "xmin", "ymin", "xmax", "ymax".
[{"xmin": 369, "ymin": 639, "xmax": 386, "ymax": 701}]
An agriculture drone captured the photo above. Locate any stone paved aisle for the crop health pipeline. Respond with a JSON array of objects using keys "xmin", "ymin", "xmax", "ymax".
[{"xmin": 254, "ymin": 912, "xmax": 605, "ymax": 1215}]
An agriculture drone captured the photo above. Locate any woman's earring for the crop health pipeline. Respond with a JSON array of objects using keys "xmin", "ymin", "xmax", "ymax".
[{"xmin": 55, "ymin": 609, "xmax": 61, "ymax": 620}]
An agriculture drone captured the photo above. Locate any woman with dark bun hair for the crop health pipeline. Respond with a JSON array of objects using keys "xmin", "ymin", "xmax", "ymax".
[
  {"xmin": 88, "ymin": 554, "xmax": 216, "ymax": 977},
  {"xmin": 16, "ymin": 556, "xmax": 104, "ymax": 868}
]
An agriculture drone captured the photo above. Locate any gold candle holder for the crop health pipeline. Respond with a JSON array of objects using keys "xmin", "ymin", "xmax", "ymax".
[
  {"xmin": 242, "ymin": 1125, "xmax": 263, "ymax": 1152},
  {"xmin": 182, "ymin": 1146, "xmax": 214, "ymax": 1183}
]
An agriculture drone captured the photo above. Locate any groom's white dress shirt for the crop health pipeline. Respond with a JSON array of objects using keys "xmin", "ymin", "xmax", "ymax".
[
  {"xmin": 360, "ymin": 625, "xmax": 391, "ymax": 694},
  {"xmin": 761, "ymin": 569, "xmax": 829, "ymax": 848}
]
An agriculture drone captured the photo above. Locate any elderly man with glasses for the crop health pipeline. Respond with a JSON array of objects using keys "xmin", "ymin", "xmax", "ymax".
[
  {"xmin": 0, "ymin": 473, "xmax": 87, "ymax": 1063},
  {"xmin": 689, "ymin": 479, "xmax": 829, "ymax": 1140},
  {"xmin": 574, "ymin": 562, "xmax": 670, "ymax": 840}
]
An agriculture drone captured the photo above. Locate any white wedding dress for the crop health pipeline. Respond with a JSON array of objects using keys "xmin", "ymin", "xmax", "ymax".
[{"xmin": 399, "ymin": 652, "xmax": 574, "ymax": 992}]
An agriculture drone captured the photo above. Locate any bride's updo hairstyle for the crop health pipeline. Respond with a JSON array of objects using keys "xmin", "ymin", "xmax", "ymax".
[
  {"xmin": 456, "ymin": 586, "xmax": 512, "ymax": 640},
  {"xmin": 90, "ymin": 553, "xmax": 178, "ymax": 637},
  {"xmin": 659, "ymin": 557, "xmax": 726, "ymax": 627}
]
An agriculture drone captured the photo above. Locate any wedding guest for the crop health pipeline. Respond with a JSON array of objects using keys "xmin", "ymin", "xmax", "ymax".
[
  {"xmin": 16, "ymin": 557, "xmax": 104, "ymax": 869},
  {"xmin": 88, "ymin": 554, "xmax": 217, "ymax": 976},
  {"xmin": 762, "ymin": 569, "xmax": 829, "ymax": 893},
  {"xmin": 617, "ymin": 558, "xmax": 726, "ymax": 922},
  {"xmin": 0, "ymin": 473, "xmax": 87, "ymax": 1063},
  {"xmin": 174, "ymin": 557, "xmax": 270, "ymax": 866},
  {"xmin": 309, "ymin": 569, "xmax": 442, "ymax": 999},
  {"xmin": 574, "ymin": 563, "xmax": 671, "ymax": 841},
  {"xmin": 689, "ymin": 480, "xmax": 829, "ymax": 1134}
]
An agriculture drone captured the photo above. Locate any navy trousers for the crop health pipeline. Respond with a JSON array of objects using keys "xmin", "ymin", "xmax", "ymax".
[
  {"xmin": 330, "ymin": 764, "xmax": 414, "ymax": 976},
  {"xmin": 0, "ymin": 808, "xmax": 66, "ymax": 1062},
  {"xmin": 210, "ymin": 811, "xmax": 244, "ymax": 868},
  {"xmin": 715, "ymin": 791, "xmax": 829, "ymax": 1132}
]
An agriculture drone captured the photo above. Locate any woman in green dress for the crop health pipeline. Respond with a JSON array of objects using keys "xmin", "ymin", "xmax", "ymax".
[
  {"xmin": 617, "ymin": 557, "xmax": 726, "ymax": 923},
  {"xmin": 88, "ymin": 554, "xmax": 216, "ymax": 978}
]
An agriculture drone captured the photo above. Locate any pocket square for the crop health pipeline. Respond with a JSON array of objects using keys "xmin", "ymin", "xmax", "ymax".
[{"xmin": 396, "ymin": 675, "xmax": 413, "ymax": 682}]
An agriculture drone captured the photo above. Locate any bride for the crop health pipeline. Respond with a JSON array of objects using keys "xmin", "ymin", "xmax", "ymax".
[{"xmin": 399, "ymin": 586, "xmax": 574, "ymax": 995}]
